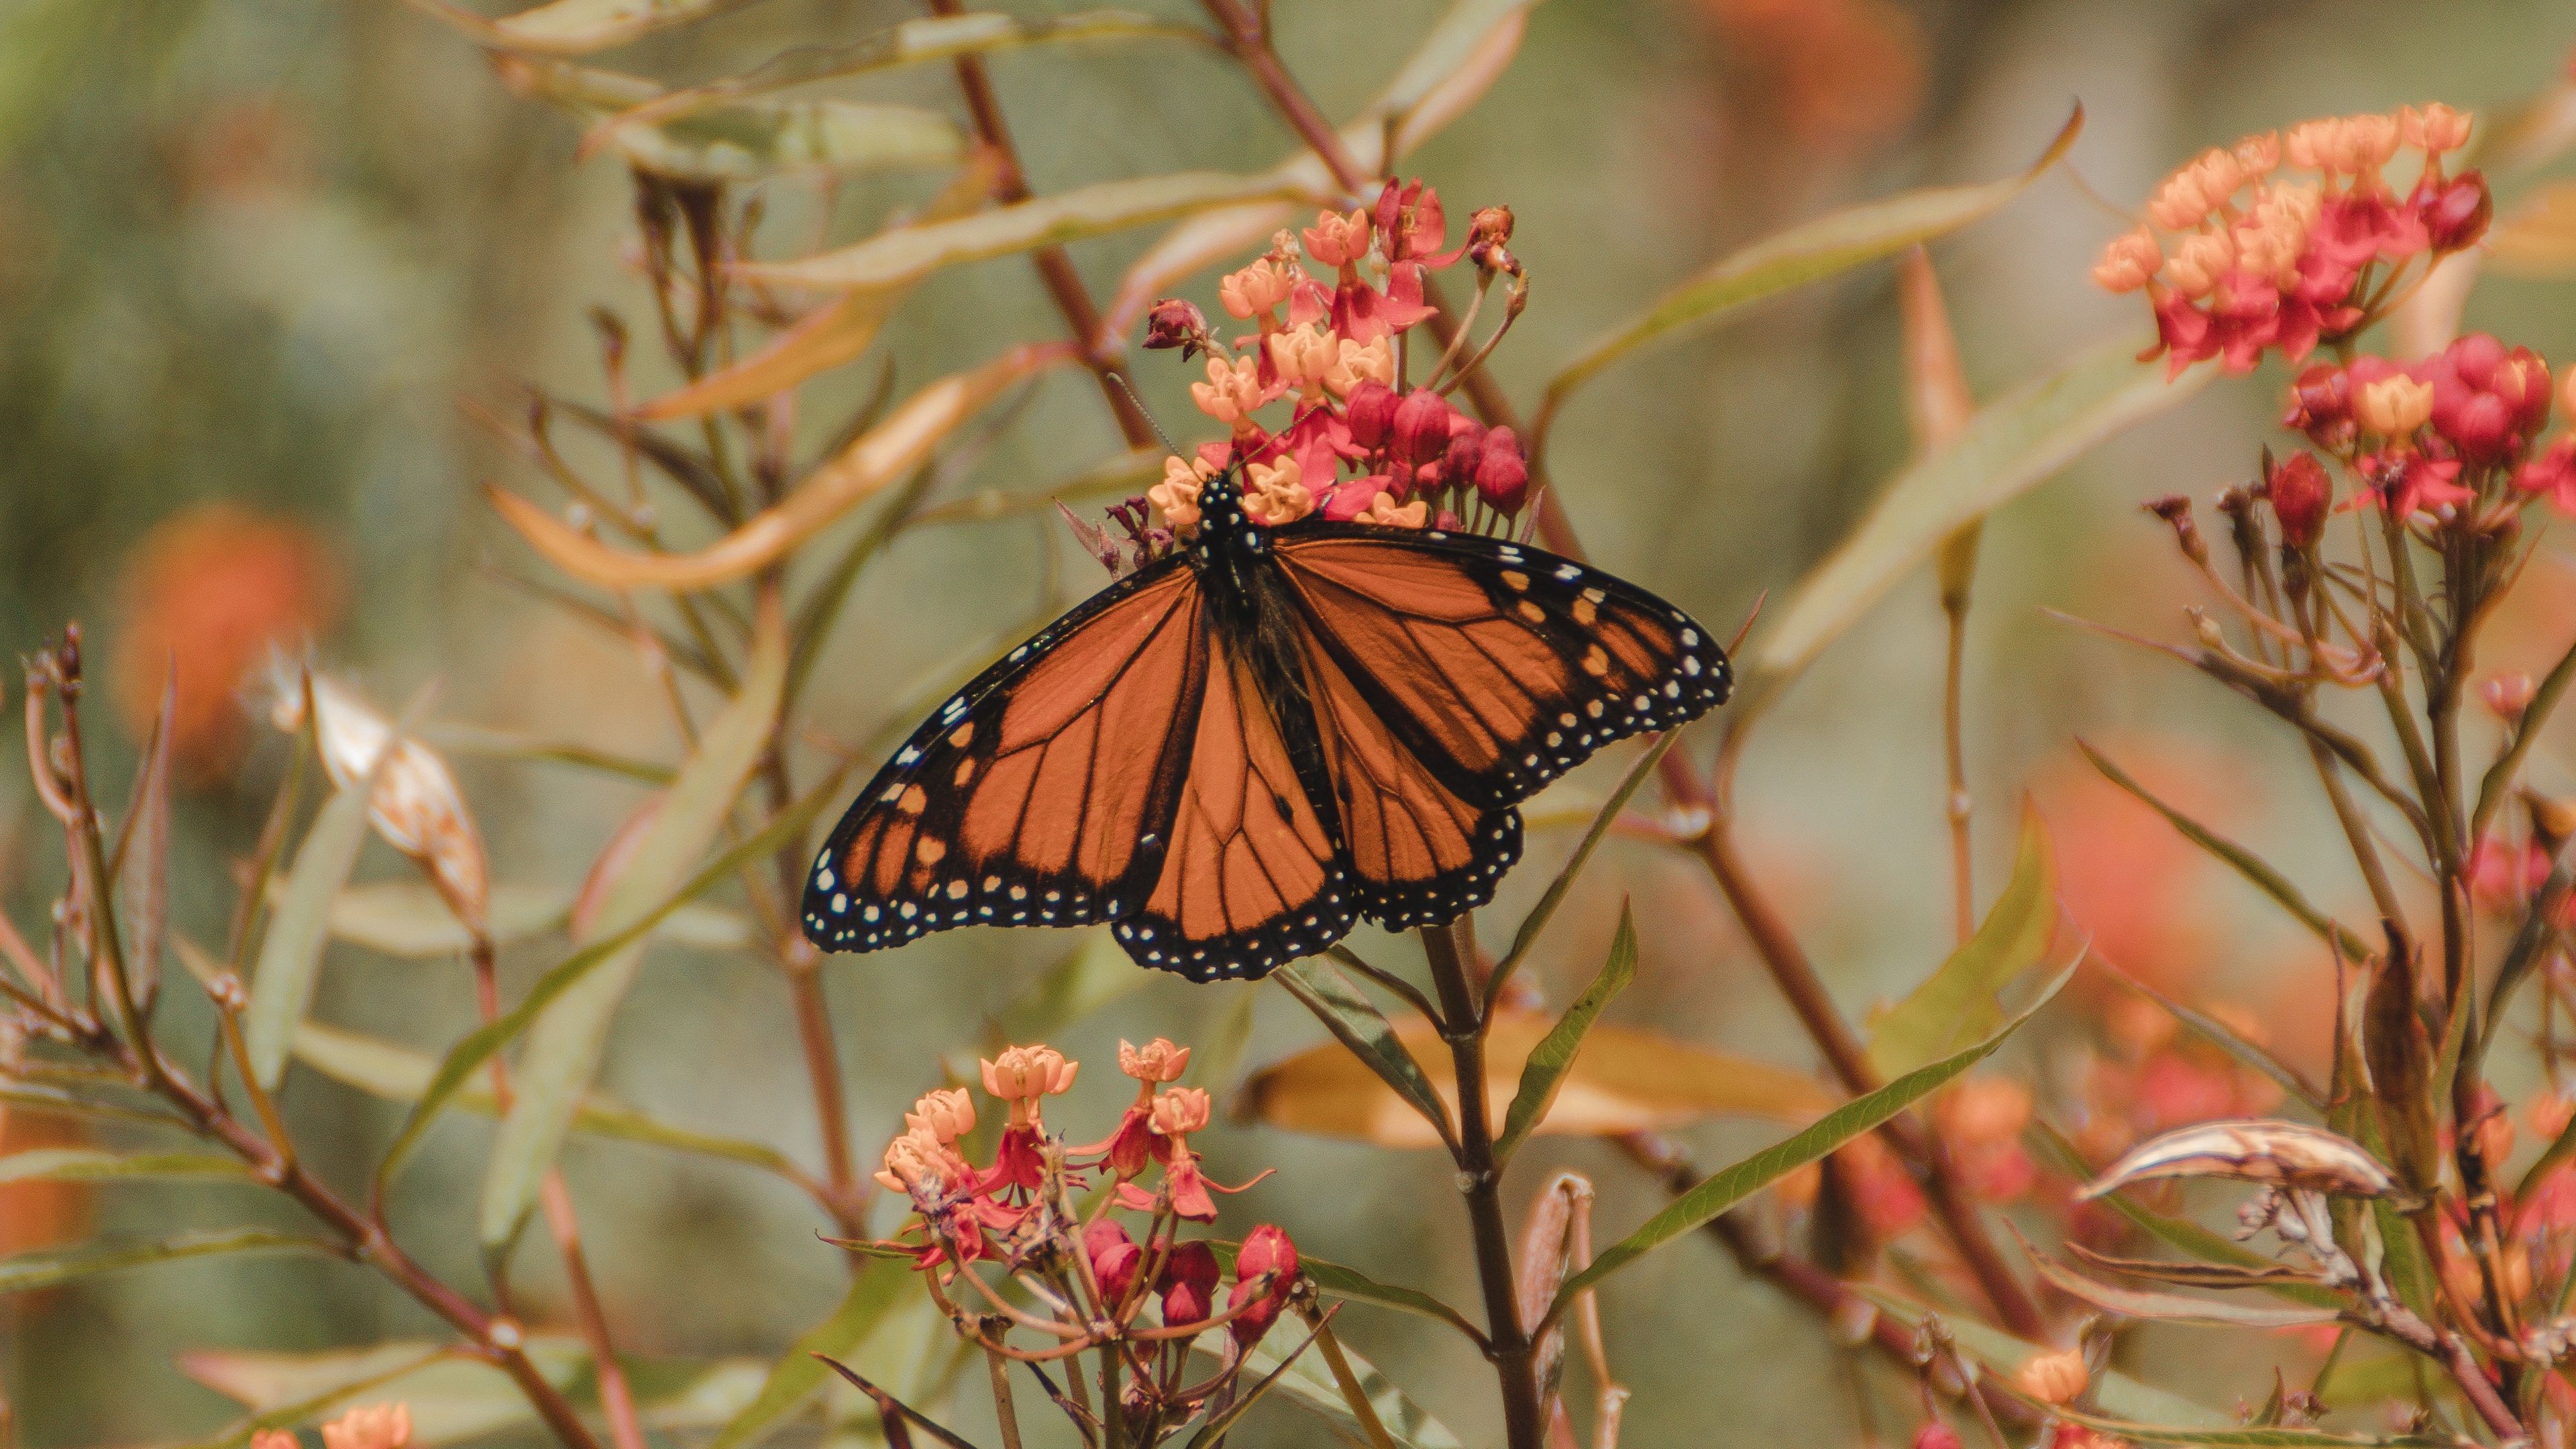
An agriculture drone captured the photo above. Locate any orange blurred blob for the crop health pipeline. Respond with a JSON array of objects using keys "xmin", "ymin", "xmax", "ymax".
[
  {"xmin": 1699, "ymin": 0, "xmax": 1926, "ymax": 158},
  {"xmin": 113, "ymin": 504, "xmax": 341, "ymax": 777},
  {"xmin": 0, "ymin": 1104, "xmax": 89, "ymax": 1260}
]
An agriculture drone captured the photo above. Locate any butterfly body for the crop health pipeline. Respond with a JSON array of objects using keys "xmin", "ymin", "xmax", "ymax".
[{"xmin": 804, "ymin": 471, "xmax": 1730, "ymax": 981}]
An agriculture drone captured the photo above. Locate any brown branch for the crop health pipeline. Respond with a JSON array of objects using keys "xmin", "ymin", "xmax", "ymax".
[{"xmin": 924, "ymin": 0, "xmax": 1155, "ymax": 451}]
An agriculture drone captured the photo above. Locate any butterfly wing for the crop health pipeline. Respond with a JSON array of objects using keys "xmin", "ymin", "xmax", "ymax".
[
  {"xmin": 804, "ymin": 555, "xmax": 1210, "ymax": 951},
  {"xmin": 1271, "ymin": 525, "xmax": 1732, "ymax": 927},
  {"xmin": 1110, "ymin": 639, "xmax": 1355, "ymax": 981}
]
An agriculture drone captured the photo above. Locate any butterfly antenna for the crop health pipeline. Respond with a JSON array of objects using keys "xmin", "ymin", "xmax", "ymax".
[{"xmin": 1108, "ymin": 372, "xmax": 1186, "ymax": 460}]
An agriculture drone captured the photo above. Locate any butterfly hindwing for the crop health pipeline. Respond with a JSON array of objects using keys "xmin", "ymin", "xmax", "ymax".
[
  {"xmin": 1112, "ymin": 641, "xmax": 1356, "ymax": 981},
  {"xmin": 803, "ymin": 555, "xmax": 1205, "ymax": 951},
  {"xmin": 1272, "ymin": 525, "xmax": 1730, "ymax": 929}
]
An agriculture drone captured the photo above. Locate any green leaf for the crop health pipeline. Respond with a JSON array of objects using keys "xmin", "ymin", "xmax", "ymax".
[
  {"xmin": 502, "ymin": 54, "xmax": 961, "ymax": 181},
  {"xmin": 178, "ymin": 1342, "xmax": 461, "ymax": 1449},
  {"xmin": 293, "ymin": 1020, "xmax": 806, "ymax": 1178},
  {"xmin": 1490, "ymin": 731, "xmax": 1676, "ymax": 998},
  {"xmin": 1299, "ymin": 1254, "xmax": 1487, "ymax": 1344},
  {"xmin": 1180, "ymin": 1312, "xmax": 1332, "ymax": 1448},
  {"xmin": 1375, "ymin": 0, "xmax": 1543, "ymax": 123},
  {"xmin": 710, "ymin": 1262, "xmax": 913, "ymax": 1449},
  {"xmin": 243, "ymin": 775, "xmax": 380, "ymax": 1091},
  {"xmin": 1546, "ymin": 964, "xmax": 2072, "ymax": 1325},
  {"xmin": 1220, "ymin": 1323, "xmax": 1461, "ymax": 1449},
  {"xmin": 323, "ymin": 879, "xmax": 750, "ymax": 959},
  {"xmin": 583, "ymin": 11, "xmax": 1206, "ymax": 140},
  {"xmin": 1, "ymin": 1228, "xmax": 335, "ymax": 1295},
  {"xmin": 1535, "ymin": 107, "xmax": 2080, "ymax": 458},
  {"xmin": 480, "ymin": 598, "xmax": 790, "ymax": 1253},
  {"xmin": 0, "ymin": 1148, "xmax": 254, "ymax": 1183},
  {"xmin": 1752, "ymin": 337, "xmax": 2210, "ymax": 684},
  {"xmin": 1274, "ymin": 957, "xmax": 1457, "ymax": 1152},
  {"xmin": 2081, "ymin": 741, "xmax": 2373, "ymax": 964},
  {"xmin": 2021, "ymin": 1239, "xmax": 2337, "ymax": 1328},
  {"xmin": 0, "ymin": 1081, "xmax": 191, "ymax": 1129},
  {"xmin": 2047, "ymin": 1405, "xmax": 2433, "ymax": 1449},
  {"xmin": 1856, "ymin": 1283, "xmax": 2226, "ymax": 1426},
  {"xmin": 1868, "ymin": 808, "xmax": 2055, "ymax": 1078},
  {"xmin": 2097, "ymin": 955, "xmax": 2324, "ymax": 1110},
  {"xmin": 113, "ymin": 660, "xmax": 176, "ymax": 1014},
  {"xmin": 421, "ymin": 722, "xmax": 675, "ymax": 785},
  {"xmin": 1495, "ymin": 904, "xmax": 1638, "ymax": 1163},
  {"xmin": 373, "ymin": 754, "xmax": 845, "ymax": 1195},
  {"xmin": 738, "ymin": 170, "xmax": 1319, "ymax": 292},
  {"xmin": 488, "ymin": 0, "xmax": 767, "ymax": 54}
]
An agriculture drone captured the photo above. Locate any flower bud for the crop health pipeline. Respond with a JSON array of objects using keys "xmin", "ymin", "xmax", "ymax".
[
  {"xmin": 2265, "ymin": 451, "xmax": 2333, "ymax": 549},
  {"xmin": 2481, "ymin": 672, "xmax": 2536, "ymax": 720},
  {"xmin": 1344, "ymin": 380, "xmax": 1399, "ymax": 450},
  {"xmin": 1228, "ymin": 1223, "xmax": 1301, "ymax": 1348},
  {"xmin": 2284, "ymin": 364, "xmax": 2354, "ymax": 449},
  {"xmin": 1119, "ymin": 1038, "xmax": 1192, "ymax": 1084},
  {"xmin": 2014, "ymin": 1348, "xmax": 2089, "ymax": 1405},
  {"xmin": 2091, "ymin": 227, "xmax": 2161, "ymax": 294},
  {"xmin": 1915, "ymin": 1424, "xmax": 1964, "ymax": 1449},
  {"xmin": 1473, "ymin": 427, "xmax": 1530, "ymax": 515},
  {"xmin": 1468, "ymin": 205, "xmax": 1516, "ymax": 270},
  {"xmin": 1440, "ymin": 419, "xmax": 1489, "ymax": 492},
  {"xmin": 1389, "ymin": 388, "xmax": 1454, "ymax": 468},
  {"xmin": 1085, "ymin": 1216, "xmax": 1142, "ymax": 1306},
  {"xmin": 2416, "ymin": 172, "xmax": 2491, "ymax": 252},
  {"xmin": 272, "ymin": 671, "xmax": 488, "ymax": 937},
  {"xmin": 1141, "ymin": 297, "xmax": 1210, "ymax": 360},
  {"xmin": 1157, "ymin": 1239, "xmax": 1220, "ymax": 1326},
  {"xmin": 904, "ymin": 1087, "xmax": 976, "ymax": 1144},
  {"xmin": 2427, "ymin": 333, "xmax": 2550, "ymax": 463}
]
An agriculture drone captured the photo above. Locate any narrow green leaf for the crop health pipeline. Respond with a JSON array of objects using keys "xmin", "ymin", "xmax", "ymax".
[
  {"xmin": 0, "ymin": 1082, "xmax": 191, "ymax": 1128},
  {"xmin": 323, "ymin": 879, "xmax": 749, "ymax": 959},
  {"xmin": 710, "ymin": 1263, "xmax": 912, "ymax": 1449},
  {"xmin": 1495, "ymin": 904, "xmax": 1638, "ymax": 1162},
  {"xmin": 491, "ymin": 0, "xmax": 767, "ymax": 54},
  {"xmin": 1274, "ymin": 957, "xmax": 1457, "ymax": 1152},
  {"xmin": 1855, "ymin": 1283, "xmax": 2225, "ymax": 1426},
  {"xmin": 1867, "ymin": 808, "xmax": 2055, "ymax": 1078},
  {"xmin": 244, "ymin": 777, "xmax": 378, "ymax": 1090},
  {"xmin": 2098, "ymin": 955, "xmax": 2324, "ymax": 1110},
  {"xmin": 2334, "ymin": 1101, "xmax": 2438, "ymax": 1318},
  {"xmin": 1, "ymin": 1228, "xmax": 335, "ymax": 1295},
  {"xmin": 480, "ymin": 599, "xmax": 789, "ymax": 1252},
  {"xmin": 177, "ymin": 1342, "xmax": 459, "ymax": 1449},
  {"xmin": 1300, "ymin": 1254, "xmax": 1486, "ymax": 1344},
  {"xmin": 1537, "ymin": 107, "xmax": 2080, "ymax": 454},
  {"xmin": 2028, "ymin": 1121, "xmax": 2343, "ymax": 1311},
  {"xmin": 2047, "ymin": 1405, "xmax": 2432, "ymax": 1449},
  {"xmin": 422, "ymin": 721, "xmax": 674, "ymax": 784},
  {"xmin": 2518, "ymin": 1095, "xmax": 2576, "ymax": 1199},
  {"xmin": 1490, "ymin": 730, "xmax": 1676, "ymax": 997},
  {"xmin": 504, "ymin": 55, "xmax": 961, "ymax": 181},
  {"xmin": 2082, "ymin": 741, "xmax": 2373, "ymax": 963},
  {"xmin": 1548, "ymin": 965, "xmax": 2072, "ymax": 1324},
  {"xmin": 585, "ymin": 11, "xmax": 1206, "ymax": 140},
  {"xmin": 1180, "ymin": 1312, "xmax": 1332, "ymax": 1448},
  {"xmin": 294, "ymin": 1021, "xmax": 805, "ymax": 1178},
  {"xmin": 2022, "ymin": 1240, "xmax": 2337, "ymax": 1328},
  {"xmin": 374, "ymin": 756, "xmax": 845, "ymax": 1194},
  {"xmin": 1753, "ymin": 337, "xmax": 2210, "ymax": 683},
  {"xmin": 1214, "ymin": 1319, "xmax": 1462, "ymax": 1449},
  {"xmin": 1375, "ymin": 0, "xmax": 1543, "ymax": 123},
  {"xmin": 737, "ymin": 170, "xmax": 1318, "ymax": 292},
  {"xmin": 0, "ymin": 1148, "xmax": 254, "ymax": 1184},
  {"xmin": 114, "ymin": 661, "xmax": 176, "ymax": 1014}
]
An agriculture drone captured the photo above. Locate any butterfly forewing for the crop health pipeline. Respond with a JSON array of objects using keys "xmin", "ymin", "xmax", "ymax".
[{"xmin": 804, "ymin": 557, "xmax": 1204, "ymax": 951}]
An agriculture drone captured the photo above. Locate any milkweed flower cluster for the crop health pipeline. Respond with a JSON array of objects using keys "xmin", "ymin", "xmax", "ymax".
[
  {"xmin": 865, "ymin": 1039, "xmax": 1309, "ymax": 1444},
  {"xmin": 1138, "ymin": 178, "xmax": 1530, "ymax": 544},
  {"xmin": 2094, "ymin": 105, "xmax": 2489, "ymax": 377}
]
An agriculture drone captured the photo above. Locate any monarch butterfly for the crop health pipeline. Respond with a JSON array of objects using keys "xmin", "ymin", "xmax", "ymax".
[{"xmin": 802, "ymin": 468, "xmax": 1731, "ymax": 981}]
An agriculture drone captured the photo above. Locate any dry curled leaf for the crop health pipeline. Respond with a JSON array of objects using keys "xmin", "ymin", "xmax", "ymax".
[{"xmin": 2078, "ymin": 1118, "xmax": 2395, "ymax": 1201}]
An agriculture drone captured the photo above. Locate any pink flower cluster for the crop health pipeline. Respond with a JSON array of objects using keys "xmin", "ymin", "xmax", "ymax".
[
  {"xmin": 2096, "ymin": 105, "xmax": 2490, "ymax": 378},
  {"xmin": 870, "ymin": 1038, "xmax": 1301, "ymax": 1358},
  {"xmin": 2266, "ymin": 333, "xmax": 2576, "ymax": 535},
  {"xmin": 1141, "ymin": 180, "xmax": 1529, "ymax": 535}
]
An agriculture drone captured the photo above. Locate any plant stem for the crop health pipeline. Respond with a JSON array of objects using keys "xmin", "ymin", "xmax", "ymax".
[
  {"xmin": 1421, "ymin": 918, "xmax": 1544, "ymax": 1449},
  {"xmin": 923, "ymin": 0, "xmax": 1155, "ymax": 451}
]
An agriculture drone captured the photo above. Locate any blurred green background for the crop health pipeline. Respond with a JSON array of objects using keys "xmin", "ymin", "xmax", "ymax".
[{"xmin": 8, "ymin": 0, "xmax": 2576, "ymax": 1445}]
